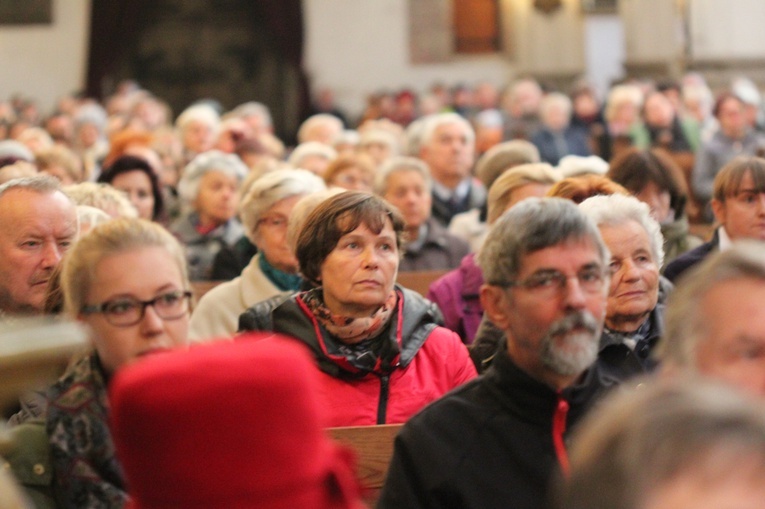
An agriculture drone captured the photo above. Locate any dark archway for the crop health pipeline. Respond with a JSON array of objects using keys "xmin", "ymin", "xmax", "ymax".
[{"xmin": 86, "ymin": 0, "xmax": 308, "ymax": 143}]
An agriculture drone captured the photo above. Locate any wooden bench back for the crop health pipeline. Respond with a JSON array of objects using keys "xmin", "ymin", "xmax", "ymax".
[
  {"xmin": 190, "ymin": 280, "xmax": 224, "ymax": 302},
  {"xmin": 327, "ymin": 424, "xmax": 403, "ymax": 506},
  {"xmin": 396, "ymin": 269, "xmax": 448, "ymax": 297}
]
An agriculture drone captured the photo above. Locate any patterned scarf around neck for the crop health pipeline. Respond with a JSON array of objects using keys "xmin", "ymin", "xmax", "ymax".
[{"xmin": 301, "ymin": 287, "xmax": 397, "ymax": 344}]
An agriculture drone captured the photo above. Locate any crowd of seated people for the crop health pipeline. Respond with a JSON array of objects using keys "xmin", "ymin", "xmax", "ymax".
[{"xmin": 2, "ymin": 72, "xmax": 765, "ymax": 509}]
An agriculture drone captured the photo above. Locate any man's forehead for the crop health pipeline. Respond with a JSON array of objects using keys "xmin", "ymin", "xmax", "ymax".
[
  {"xmin": 520, "ymin": 239, "xmax": 602, "ymax": 272},
  {"xmin": 436, "ymin": 122, "xmax": 467, "ymax": 134},
  {"xmin": 0, "ymin": 188, "xmax": 76, "ymax": 222}
]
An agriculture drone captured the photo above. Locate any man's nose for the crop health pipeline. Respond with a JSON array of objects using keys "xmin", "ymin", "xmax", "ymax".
[
  {"xmin": 562, "ymin": 276, "xmax": 588, "ymax": 310},
  {"xmin": 40, "ymin": 242, "xmax": 64, "ymax": 268}
]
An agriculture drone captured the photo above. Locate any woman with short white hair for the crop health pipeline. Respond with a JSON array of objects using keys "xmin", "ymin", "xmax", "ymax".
[
  {"xmin": 189, "ymin": 169, "xmax": 325, "ymax": 339},
  {"xmin": 175, "ymin": 103, "xmax": 220, "ymax": 162},
  {"xmin": 579, "ymin": 193, "xmax": 667, "ymax": 372},
  {"xmin": 169, "ymin": 150, "xmax": 247, "ymax": 280}
]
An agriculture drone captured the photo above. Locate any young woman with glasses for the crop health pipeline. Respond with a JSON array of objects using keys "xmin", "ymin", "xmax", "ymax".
[{"xmin": 47, "ymin": 217, "xmax": 192, "ymax": 508}]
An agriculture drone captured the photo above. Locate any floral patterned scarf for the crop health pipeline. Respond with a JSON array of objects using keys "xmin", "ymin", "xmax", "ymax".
[{"xmin": 46, "ymin": 351, "xmax": 127, "ymax": 509}]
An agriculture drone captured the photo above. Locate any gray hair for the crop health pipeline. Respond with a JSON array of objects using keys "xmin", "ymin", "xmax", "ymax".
[
  {"xmin": 177, "ymin": 150, "xmax": 248, "ymax": 207},
  {"xmin": 0, "ymin": 140, "xmax": 34, "ymax": 162},
  {"xmin": 559, "ymin": 377, "xmax": 765, "ymax": 509},
  {"xmin": 659, "ymin": 241, "xmax": 765, "ymax": 368},
  {"xmin": 359, "ymin": 128, "xmax": 401, "ymax": 154},
  {"xmin": 240, "ymin": 169, "xmax": 326, "ymax": 242},
  {"xmin": 373, "ymin": 156, "xmax": 432, "ymax": 196},
  {"xmin": 226, "ymin": 101, "xmax": 272, "ymax": 128},
  {"xmin": 296, "ymin": 114, "xmax": 344, "ymax": 144},
  {"xmin": 403, "ymin": 116, "xmax": 431, "ymax": 157},
  {"xmin": 579, "ymin": 194, "xmax": 665, "ymax": 268},
  {"xmin": 175, "ymin": 103, "xmax": 221, "ymax": 133},
  {"xmin": 477, "ymin": 197, "xmax": 608, "ymax": 286},
  {"xmin": 0, "ymin": 174, "xmax": 63, "ymax": 200},
  {"xmin": 287, "ymin": 142, "xmax": 337, "ymax": 168},
  {"xmin": 419, "ymin": 112, "xmax": 475, "ymax": 149}
]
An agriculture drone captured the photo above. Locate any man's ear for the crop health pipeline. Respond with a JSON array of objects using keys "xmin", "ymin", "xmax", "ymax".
[
  {"xmin": 480, "ymin": 284, "xmax": 511, "ymax": 330},
  {"xmin": 711, "ymin": 198, "xmax": 726, "ymax": 225}
]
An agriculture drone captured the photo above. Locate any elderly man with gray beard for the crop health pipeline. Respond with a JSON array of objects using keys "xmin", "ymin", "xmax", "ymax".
[{"xmin": 379, "ymin": 198, "xmax": 624, "ymax": 509}]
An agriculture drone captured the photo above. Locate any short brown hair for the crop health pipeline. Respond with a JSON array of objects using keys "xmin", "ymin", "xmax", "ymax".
[
  {"xmin": 296, "ymin": 191, "xmax": 405, "ymax": 284},
  {"xmin": 608, "ymin": 148, "xmax": 688, "ymax": 217},
  {"xmin": 713, "ymin": 156, "xmax": 765, "ymax": 202}
]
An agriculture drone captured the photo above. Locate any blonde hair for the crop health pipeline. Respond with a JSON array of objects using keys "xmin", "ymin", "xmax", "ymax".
[
  {"xmin": 64, "ymin": 182, "xmax": 138, "ymax": 218},
  {"xmin": 61, "ymin": 218, "xmax": 189, "ymax": 316},
  {"xmin": 36, "ymin": 145, "xmax": 84, "ymax": 183},
  {"xmin": 487, "ymin": 163, "xmax": 560, "ymax": 224}
]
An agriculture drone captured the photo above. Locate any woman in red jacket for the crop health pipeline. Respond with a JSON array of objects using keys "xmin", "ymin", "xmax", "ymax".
[{"xmin": 240, "ymin": 191, "xmax": 477, "ymax": 426}]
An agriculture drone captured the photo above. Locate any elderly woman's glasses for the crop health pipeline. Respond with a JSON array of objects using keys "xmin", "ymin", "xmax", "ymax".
[
  {"xmin": 491, "ymin": 266, "xmax": 607, "ymax": 297},
  {"xmin": 81, "ymin": 290, "xmax": 192, "ymax": 327},
  {"xmin": 257, "ymin": 216, "xmax": 288, "ymax": 229}
]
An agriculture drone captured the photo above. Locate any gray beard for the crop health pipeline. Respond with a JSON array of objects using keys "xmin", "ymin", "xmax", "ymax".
[{"xmin": 540, "ymin": 311, "xmax": 600, "ymax": 376}]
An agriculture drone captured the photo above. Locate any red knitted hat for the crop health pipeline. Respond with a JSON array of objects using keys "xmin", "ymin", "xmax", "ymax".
[{"xmin": 109, "ymin": 334, "xmax": 365, "ymax": 509}]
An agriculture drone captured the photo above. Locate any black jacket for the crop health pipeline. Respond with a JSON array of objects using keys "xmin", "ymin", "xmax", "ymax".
[
  {"xmin": 377, "ymin": 344, "xmax": 625, "ymax": 509},
  {"xmin": 469, "ymin": 278, "xmax": 672, "ymax": 375},
  {"xmin": 663, "ymin": 229, "xmax": 719, "ymax": 284}
]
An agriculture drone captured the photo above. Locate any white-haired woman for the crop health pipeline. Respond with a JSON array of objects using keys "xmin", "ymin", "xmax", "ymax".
[
  {"xmin": 579, "ymin": 193, "xmax": 668, "ymax": 373},
  {"xmin": 189, "ymin": 169, "xmax": 326, "ymax": 339},
  {"xmin": 175, "ymin": 103, "xmax": 220, "ymax": 164},
  {"xmin": 170, "ymin": 150, "xmax": 247, "ymax": 280}
]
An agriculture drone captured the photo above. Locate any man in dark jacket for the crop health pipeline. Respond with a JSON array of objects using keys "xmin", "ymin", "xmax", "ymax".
[
  {"xmin": 378, "ymin": 198, "xmax": 624, "ymax": 509},
  {"xmin": 418, "ymin": 113, "xmax": 486, "ymax": 227}
]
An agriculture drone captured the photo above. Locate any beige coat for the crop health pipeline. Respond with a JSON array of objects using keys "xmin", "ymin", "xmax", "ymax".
[{"xmin": 189, "ymin": 254, "xmax": 281, "ymax": 342}]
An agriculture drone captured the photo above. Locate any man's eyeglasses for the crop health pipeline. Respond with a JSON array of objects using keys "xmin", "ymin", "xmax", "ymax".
[
  {"xmin": 490, "ymin": 267, "xmax": 607, "ymax": 297},
  {"xmin": 80, "ymin": 290, "xmax": 192, "ymax": 327}
]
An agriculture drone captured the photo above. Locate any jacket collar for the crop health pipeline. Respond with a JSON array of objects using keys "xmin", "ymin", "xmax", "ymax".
[{"xmin": 483, "ymin": 340, "xmax": 614, "ymax": 429}]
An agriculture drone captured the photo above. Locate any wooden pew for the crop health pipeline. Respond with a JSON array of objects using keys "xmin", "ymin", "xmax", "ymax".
[
  {"xmin": 327, "ymin": 424, "xmax": 403, "ymax": 506},
  {"xmin": 396, "ymin": 270, "xmax": 448, "ymax": 297},
  {"xmin": 190, "ymin": 280, "xmax": 225, "ymax": 302}
]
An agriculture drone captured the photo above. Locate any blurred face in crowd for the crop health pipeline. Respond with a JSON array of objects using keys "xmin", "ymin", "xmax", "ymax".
[
  {"xmin": 693, "ymin": 277, "xmax": 765, "ymax": 398},
  {"xmin": 182, "ymin": 120, "xmax": 215, "ymax": 154},
  {"xmin": 81, "ymin": 246, "xmax": 189, "ymax": 375},
  {"xmin": 419, "ymin": 121, "xmax": 474, "ymax": 189},
  {"xmin": 41, "ymin": 164, "xmax": 75, "ymax": 186},
  {"xmin": 328, "ymin": 165, "xmax": 372, "ymax": 192},
  {"xmin": 382, "ymin": 169, "xmax": 432, "ymax": 234},
  {"xmin": 599, "ymin": 220, "xmax": 660, "ymax": 332},
  {"xmin": 0, "ymin": 189, "xmax": 77, "ymax": 314},
  {"xmin": 111, "ymin": 170, "xmax": 155, "ymax": 221},
  {"xmin": 717, "ymin": 97, "xmax": 747, "ymax": 139},
  {"xmin": 643, "ymin": 93, "xmax": 675, "ymax": 128},
  {"xmin": 712, "ymin": 171, "xmax": 765, "ymax": 241},
  {"xmin": 635, "ymin": 181, "xmax": 672, "ymax": 224},
  {"xmin": 296, "ymin": 155, "xmax": 331, "ymax": 177},
  {"xmin": 252, "ymin": 195, "xmax": 302, "ymax": 274},
  {"xmin": 194, "ymin": 170, "xmax": 238, "ymax": 227}
]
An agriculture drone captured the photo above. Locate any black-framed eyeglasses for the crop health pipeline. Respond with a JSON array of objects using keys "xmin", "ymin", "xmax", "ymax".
[
  {"xmin": 80, "ymin": 290, "xmax": 192, "ymax": 327},
  {"xmin": 490, "ymin": 266, "xmax": 607, "ymax": 297}
]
